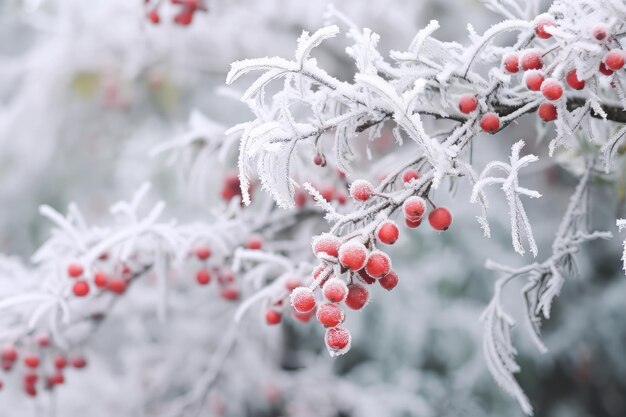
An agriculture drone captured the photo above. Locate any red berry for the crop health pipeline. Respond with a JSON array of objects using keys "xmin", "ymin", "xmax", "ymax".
[
  {"xmin": 290, "ymin": 287, "xmax": 316, "ymax": 313},
  {"xmin": 592, "ymin": 25, "xmax": 608, "ymax": 42},
  {"xmin": 599, "ymin": 62, "xmax": 614, "ymax": 76},
  {"xmin": 428, "ymin": 207, "xmax": 453, "ymax": 231},
  {"xmin": 538, "ymin": 102, "xmax": 557, "ymax": 122},
  {"xmin": 325, "ymin": 327, "xmax": 351, "ymax": 355},
  {"xmin": 534, "ymin": 16, "xmax": 556, "ymax": 39},
  {"xmin": 291, "ymin": 306, "xmax": 316, "ymax": 323},
  {"xmin": 147, "ymin": 9, "xmax": 160, "ymax": 24},
  {"xmin": 24, "ymin": 373, "xmax": 38, "ymax": 385},
  {"xmin": 566, "ymin": 70, "xmax": 585, "ymax": 90},
  {"xmin": 316, "ymin": 303, "xmax": 344, "ymax": 327},
  {"xmin": 379, "ymin": 271, "xmax": 399, "ymax": 291},
  {"xmin": 284, "ymin": 276, "xmax": 301, "ymax": 291},
  {"xmin": 345, "ymin": 284, "xmax": 369, "ymax": 310},
  {"xmin": 36, "ymin": 334, "xmax": 50, "ymax": 348},
  {"xmin": 195, "ymin": 246, "xmax": 211, "ymax": 260},
  {"xmin": 107, "ymin": 279, "xmax": 128, "ymax": 294},
  {"xmin": 377, "ymin": 221, "xmax": 399, "ymax": 245},
  {"xmin": 220, "ymin": 287, "xmax": 239, "ymax": 301},
  {"xmin": 294, "ymin": 190, "xmax": 307, "ymax": 207},
  {"xmin": 322, "ymin": 278, "xmax": 348, "ymax": 303},
  {"xmin": 604, "ymin": 50, "xmax": 625, "ymax": 71},
  {"xmin": 54, "ymin": 356, "xmax": 67, "ymax": 370},
  {"xmin": 503, "ymin": 53, "xmax": 519, "ymax": 73},
  {"xmin": 365, "ymin": 251, "xmax": 391, "ymax": 278},
  {"xmin": 358, "ymin": 268, "xmax": 377, "ymax": 285},
  {"xmin": 49, "ymin": 373, "xmax": 64, "ymax": 385},
  {"xmin": 24, "ymin": 383, "xmax": 37, "ymax": 397},
  {"xmin": 480, "ymin": 112, "xmax": 500, "ymax": 133},
  {"xmin": 94, "ymin": 272, "xmax": 108, "ymax": 288},
  {"xmin": 0, "ymin": 380, "xmax": 3, "ymax": 390},
  {"xmin": 403, "ymin": 196, "xmax": 427, "ymax": 220},
  {"xmin": 521, "ymin": 51, "xmax": 543, "ymax": 71},
  {"xmin": 405, "ymin": 217, "xmax": 422, "ymax": 228},
  {"xmin": 336, "ymin": 193, "xmax": 347, "ymax": 205},
  {"xmin": 313, "ymin": 153, "xmax": 325, "ymax": 166},
  {"xmin": 541, "ymin": 78, "xmax": 563, "ymax": 101},
  {"xmin": 312, "ymin": 233, "xmax": 341, "ymax": 258},
  {"xmin": 23, "ymin": 355, "xmax": 40, "ymax": 369},
  {"xmin": 265, "ymin": 309, "xmax": 282, "ymax": 325},
  {"xmin": 401, "ymin": 169, "xmax": 420, "ymax": 184},
  {"xmin": 173, "ymin": 9, "xmax": 193, "ymax": 25},
  {"xmin": 71, "ymin": 357, "xmax": 87, "ymax": 369},
  {"xmin": 338, "ymin": 242, "xmax": 367, "ymax": 271},
  {"xmin": 349, "ymin": 180, "xmax": 374, "ymax": 202},
  {"xmin": 524, "ymin": 70, "xmax": 544, "ymax": 91},
  {"xmin": 196, "ymin": 269, "xmax": 211, "ymax": 285},
  {"xmin": 72, "ymin": 280, "xmax": 90, "ymax": 297},
  {"xmin": 458, "ymin": 95, "xmax": 478, "ymax": 114},
  {"xmin": 67, "ymin": 263, "xmax": 84, "ymax": 278},
  {"xmin": 246, "ymin": 236, "xmax": 262, "ymax": 250},
  {"xmin": 320, "ymin": 186, "xmax": 334, "ymax": 202},
  {"xmin": 2, "ymin": 346, "xmax": 17, "ymax": 363}
]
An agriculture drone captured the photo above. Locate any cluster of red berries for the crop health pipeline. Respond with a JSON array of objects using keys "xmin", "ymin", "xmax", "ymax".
[
  {"xmin": 146, "ymin": 0, "xmax": 206, "ymax": 25},
  {"xmin": 67, "ymin": 257, "xmax": 132, "ymax": 298},
  {"xmin": 1, "ymin": 341, "xmax": 87, "ymax": 397},
  {"xmin": 457, "ymin": 17, "xmax": 624, "ymax": 130}
]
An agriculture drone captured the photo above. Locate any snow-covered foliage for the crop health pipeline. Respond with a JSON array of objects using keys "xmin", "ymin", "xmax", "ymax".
[{"xmin": 1, "ymin": 0, "xmax": 626, "ymax": 416}]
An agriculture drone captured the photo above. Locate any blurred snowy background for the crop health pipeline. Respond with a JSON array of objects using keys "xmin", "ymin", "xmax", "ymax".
[{"xmin": 0, "ymin": 0, "xmax": 624, "ymax": 416}]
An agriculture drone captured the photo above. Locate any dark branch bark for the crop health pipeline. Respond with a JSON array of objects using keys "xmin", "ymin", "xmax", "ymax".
[{"xmin": 496, "ymin": 98, "xmax": 626, "ymax": 124}]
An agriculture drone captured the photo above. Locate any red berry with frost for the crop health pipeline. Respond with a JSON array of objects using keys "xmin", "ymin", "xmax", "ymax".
[
  {"xmin": 107, "ymin": 278, "xmax": 128, "ymax": 294},
  {"xmin": 195, "ymin": 246, "xmax": 211, "ymax": 260},
  {"xmin": 458, "ymin": 95, "xmax": 478, "ymax": 114},
  {"xmin": 538, "ymin": 102, "xmax": 557, "ymax": 122},
  {"xmin": 405, "ymin": 217, "xmax": 422, "ymax": 229},
  {"xmin": 325, "ymin": 327, "xmax": 351, "ymax": 355},
  {"xmin": 592, "ymin": 25, "xmax": 608, "ymax": 42},
  {"xmin": 365, "ymin": 251, "xmax": 391, "ymax": 278},
  {"xmin": 338, "ymin": 241, "xmax": 367, "ymax": 271},
  {"xmin": 379, "ymin": 271, "xmax": 399, "ymax": 291},
  {"xmin": 196, "ymin": 269, "xmax": 211, "ymax": 285},
  {"xmin": 541, "ymin": 79, "xmax": 563, "ymax": 101},
  {"xmin": 521, "ymin": 51, "xmax": 543, "ymax": 70},
  {"xmin": 290, "ymin": 287, "xmax": 316, "ymax": 313},
  {"xmin": 246, "ymin": 236, "xmax": 262, "ymax": 250},
  {"xmin": 480, "ymin": 112, "xmax": 500, "ymax": 133},
  {"xmin": 377, "ymin": 221, "xmax": 399, "ymax": 245},
  {"xmin": 599, "ymin": 62, "xmax": 614, "ymax": 76},
  {"xmin": 566, "ymin": 70, "xmax": 585, "ymax": 90},
  {"xmin": 72, "ymin": 280, "xmax": 90, "ymax": 297},
  {"xmin": 312, "ymin": 233, "xmax": 341, "ymax": 258},
  {"xmin": 604, "ymin": 50, "xmax": 625, "ymax": 71},
  {"xmin": 54, "ymin": 356, "xmax": 67, "ymax": 370},
  {"xmin": 316, "ymin": 303, "xmax": 344, "ymax": 327},
  {"xmin": 71, "ymin": 357, "xmax": 87, "ymax": 369},
  {"xmin": 220, "ymin": 287, "xmax": 239, "ymax": 301},
  {"xmin": 24, "ymin": 355, "xmax": 40, "ymax": 369},
  {"xmin": 402, "ymin": 169, "xmax": 420, "ymax": 184},
  {"xmin": 265, "ymin": 309, "xmax": 282, "ymax": 325},
  {"xmin": 322, "ymin": 278, "xmax": 348, "ymax": 303},
  {"xmin": 345, "ymin": 284, "xmax": 369, "ymax": 310},
  {"xmin": 67, "ymin": 263, "xmax": 84, "ymax": 278},
  {"xmin": 313, "ymin": 153, "xmax": 325, "ymax": 166},
  {"xmin": 349, "ymin": 180, "xmax": 374, "ymax": 202},
  {"xmin": 534, "ymin": 15, "xmax": 556, "ymax": 39},
  {"xmin": 524, "ymin": 70, "xmax": 544, "ymax": 91},
  {"xmin": 428, "ymin": 207, "xmax": 453, "ymax": 231},
  {"xmin": 503, "ymin": 53, "xmax": 519, "ymax": 73},
  {"xmin": 403, "ymin": 196, "xmax": 426, "ymax": 220}
]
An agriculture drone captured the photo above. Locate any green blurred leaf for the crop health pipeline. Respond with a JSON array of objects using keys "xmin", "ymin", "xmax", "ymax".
[{"xmin": 70, "ymin": 71, "xmax": 100, "ymax": 98}]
